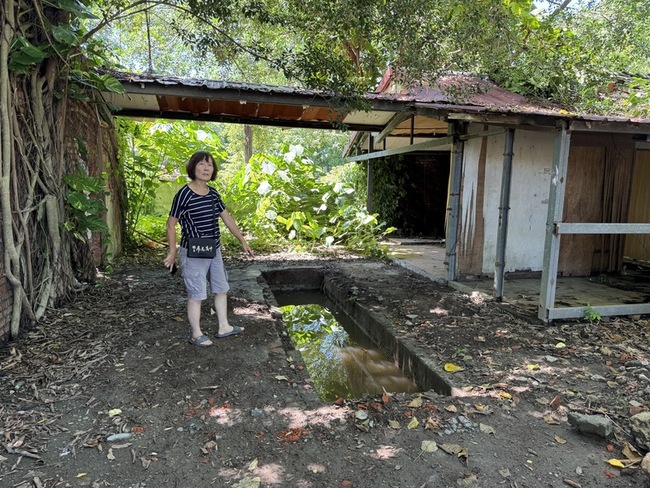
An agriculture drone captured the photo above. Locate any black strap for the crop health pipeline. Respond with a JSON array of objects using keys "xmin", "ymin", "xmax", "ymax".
[{"xmin": 210, "ymin": 191, "xmax": 218, "ymax": 239}]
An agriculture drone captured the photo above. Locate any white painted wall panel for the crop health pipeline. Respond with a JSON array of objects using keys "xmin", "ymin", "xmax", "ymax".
[
  {"xmin": 460, "ymin": 129, "xmax": 483, "ymax": 258},
  {"xmin": 483, "ymin": 129, "xmax": 555, "ymax": 273},
  {"xmin": 460, "ymin": 125, "xmax": 555, "ymax": 274}
]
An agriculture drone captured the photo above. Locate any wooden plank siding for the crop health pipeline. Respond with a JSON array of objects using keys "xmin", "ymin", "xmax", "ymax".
[
  {"xmin": 558, "ymin": 146, "xmax": 606, "ymax": 275},
  {"xmin": 625, "ymin": 150, "xmax": 650, "ymax": 263},
  {"xmin": 458, "ymin": 127, "xmax": 489, "ymax": 276},
  {"xmin": 559, "ymin": 134, "xmax": 635, "ymax": 276}
]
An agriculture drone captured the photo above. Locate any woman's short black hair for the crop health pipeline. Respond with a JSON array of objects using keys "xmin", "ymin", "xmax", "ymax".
[{"xmin": 186, "ymin": 151, "xmax": 218, "ymax": 181}]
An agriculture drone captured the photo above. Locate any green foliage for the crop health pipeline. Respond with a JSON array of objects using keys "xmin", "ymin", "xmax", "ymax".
[
  {"xmin": 87, "ymin": 0, "xmax": 650, "ymax": 115},
  {"xmin": 8, "ymin": 0, "xmax": 123, "ymax": 99},
  {"xmin": 118, "ymin": 118, "xmax": 227, "ymax": 246},
  {"xmin": 370, "ymin": 156, "xmax": 410, "ymax": 234},
  {"xmin": 135, "ymin": 214, "xmax": 168, "ymax": 242},
  {"xmin": 489, "ymin": 0, "xmax": 650, "ymax": 113},
  {"xmin": 222, "ymin": 125, "xmax": 350, "ymax": 171},
  {"xmin": 584, "ymin": 304, "xmax": 602, "ymax": 323},
  {"xmin": 118, "ymin": 119, "xmax": 380, "ymax": 255},
  {"xmin": 92, "ymin": 2, "xmax": 293, "ymax": 84},
  {"xmin": 225, "ymin": 144, "xmax": 393, "ymax": 255},
  {"xmin": 63, "ymin": 172, "xmax": 109, "ymax": 241}
]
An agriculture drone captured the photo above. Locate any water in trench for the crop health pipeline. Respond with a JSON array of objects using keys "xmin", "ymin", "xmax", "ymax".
[{"xmin": 273, "ymin": 290, "xmax": 419, "ymax": 401}]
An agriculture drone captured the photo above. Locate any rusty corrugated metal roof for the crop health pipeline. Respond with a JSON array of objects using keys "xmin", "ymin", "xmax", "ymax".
[
  {"xmin": 103, "ymin": 71, "xmax": 650, "ymax": 131},
  {"xmin": 374, "ymin": 72, "xmax": 650, "ymax": 125}
]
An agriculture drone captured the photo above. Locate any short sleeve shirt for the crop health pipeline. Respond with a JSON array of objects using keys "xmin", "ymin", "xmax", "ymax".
[{"xmin": 169, "ymin": 185, "xmax": 226, "ymax": 249}]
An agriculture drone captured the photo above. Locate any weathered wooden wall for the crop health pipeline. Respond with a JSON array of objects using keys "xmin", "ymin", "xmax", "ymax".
[
  {"xmin": 456, "ymin": 127, "xmax": 636, "ymax": 278},
  {"xmin": 625, "ymin": 149, "xmax": 650, "ymax": 263},
  {"xmin": 560, "ymin": 133, "xmax": 635, "ymax": 275},
  {"xmin": 458, "ymin": 126, "xmax": 554, "ymax": 276}
]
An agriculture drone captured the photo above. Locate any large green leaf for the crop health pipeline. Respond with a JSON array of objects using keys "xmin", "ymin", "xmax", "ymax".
[
  {"xmin": 44, "ymin": 0, "xmax": 98, "ymax": 19},
  {"xmin": 101, "ymin": 75, "xmax": 125, "ymax": 94},
  {"xmin": 52, "ymin": 25, "xmax": 81, "ymax": 46}
]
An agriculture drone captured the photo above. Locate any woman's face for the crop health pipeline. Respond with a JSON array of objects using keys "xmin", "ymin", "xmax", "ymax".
[{"xmin": 195, "ymin": 159, "xmax": 214, "ymax": 181}]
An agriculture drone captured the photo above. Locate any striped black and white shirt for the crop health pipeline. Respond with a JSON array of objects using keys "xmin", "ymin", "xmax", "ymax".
[{"xmin": 169, "ymin": 185, "xmax": 226, "ymax": 249}]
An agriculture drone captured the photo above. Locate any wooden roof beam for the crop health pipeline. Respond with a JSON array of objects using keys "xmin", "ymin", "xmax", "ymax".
[
  {"xmin": 375, "ymin": 111, "xmax": 414, "ymax": 143},
  {"xmin": 113, "ymin": 108, "xmax": 380, "ymax": 131},
  {"xmin": 345, "ymin": 128, "xmax": 505, "ymax": 162},
  {"xmin": 447, "ymin": 112, "xmax": 557, "ymax": 130}
]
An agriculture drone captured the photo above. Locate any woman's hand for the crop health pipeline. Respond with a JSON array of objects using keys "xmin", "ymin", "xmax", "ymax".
[
  {"xmin": 241, "ymin": 241, "xmax": 254, "ymax": 258},
  {"xmin": 163, "ymin": 251, "xmax": 176, "ymax": 271}
]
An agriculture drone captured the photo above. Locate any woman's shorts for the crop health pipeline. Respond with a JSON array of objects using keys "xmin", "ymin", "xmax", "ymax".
[{"xmin": 178, "ymin": 246, "xmax": 229, "ymax": 300}]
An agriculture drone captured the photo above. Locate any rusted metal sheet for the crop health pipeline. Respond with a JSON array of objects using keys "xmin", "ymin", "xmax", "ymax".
[{"xmin": 105, "ymin": 70, "xmax": 650, "ymax": 130}]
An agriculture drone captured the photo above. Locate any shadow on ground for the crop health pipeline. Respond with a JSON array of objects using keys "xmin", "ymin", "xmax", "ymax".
[{"xmin": 1, "ymin": 250, "xmax": 649, "ymax": 487}]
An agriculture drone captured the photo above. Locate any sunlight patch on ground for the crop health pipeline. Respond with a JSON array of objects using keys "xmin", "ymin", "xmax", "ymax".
[
  {"xmin": 233, "ymin": 306, "xmax": 267, "ymax": 318},
  {"xmin": 505, "ymin": 364, "xmax": 576, "ymax": 383},
  {"xmin": 529, "ymin": 406, "xmax": 568, "ymax": 424},
  {"xmin": 468, "ymin": 291, "xmax": 487, "ymax": 305},
  {"xmin": 220, "ymin": 463, "xmax": 287, "ymax": 486},
  {"xmin": 429, "ymin": 307, "xmax": 449, "ymax": 315},
  {"xmin": 249, "ymin": 462, "xmax": 286, "ymax": 484},
  {"xmin": 451, "ymin": 385, "xmax": 527, "ymax": 400},
  {"xmin": 208, "ymin": 405, "xmax": 244, "ymax": 425},
  {"xmin": 368, "ymin": 444, "xmax": 402, "ymax": 459},
  {"xmin": 277, "ymin": 405, "xmax": 348, "ymax": 429}
]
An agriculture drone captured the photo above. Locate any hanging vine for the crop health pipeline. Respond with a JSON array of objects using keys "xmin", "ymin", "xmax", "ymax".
[{"xmin": 0, "ymin": 0, "xmax": 124, "ymax": 338}]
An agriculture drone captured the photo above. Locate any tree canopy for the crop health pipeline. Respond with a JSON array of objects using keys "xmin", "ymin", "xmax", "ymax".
[{"xmin": 87, "ymin": 0, "xmax": 650, "ymax": 114}]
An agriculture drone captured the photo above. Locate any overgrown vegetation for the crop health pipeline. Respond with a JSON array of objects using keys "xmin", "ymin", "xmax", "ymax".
[
  {"xmin": 1, "ymin": 0, "xmax": 125, "ymax": 337},
  {"xmin": 120, "ymin": 119, "xmax": 393, "ymax": 256},
  {"xmin": 224, "ymin": 144, "xmax": 393, "ymax": 255},
  {"xmin": 370, "ymin": 156, "xmax": 411, "ymax": 235},
  {"xmin": 5, "ymin": 0, "xmax": 650, "ymax": 339},
  {"xmin": 93, "ymin": 1, "xmax": 650, "ymax": 115},
  {"xmin": 63, "ymin": 172, "xmax": 109, "ymax": 241},
  {"xmin": 118, "ymin": 118, "xmax": 227, "ymax": 248}
]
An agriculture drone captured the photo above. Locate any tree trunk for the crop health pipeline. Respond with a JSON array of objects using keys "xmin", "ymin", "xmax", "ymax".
[
  {"xmin": 0, "ymin": 0, "xmax": 113, "ymax": 339},
  {"xmin": 244, "ymin": 125, "xmax": 253, "ymax": 165}
]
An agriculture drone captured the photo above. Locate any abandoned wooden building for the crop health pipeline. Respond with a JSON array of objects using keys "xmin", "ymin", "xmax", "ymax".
[{"xmin": 103, "ymin": 70, "xmax": 650, "ymax": 322}]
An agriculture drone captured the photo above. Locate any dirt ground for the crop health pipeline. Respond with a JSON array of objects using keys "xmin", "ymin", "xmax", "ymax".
[{"xmin": 2, "ymin": 248, "xmax": 650, "ymax": 488}]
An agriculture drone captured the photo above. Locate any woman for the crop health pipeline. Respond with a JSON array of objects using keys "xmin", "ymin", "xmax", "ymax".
[{"xmin": 163, "ymin": 151, "xmax": 254, "ymax": 347}]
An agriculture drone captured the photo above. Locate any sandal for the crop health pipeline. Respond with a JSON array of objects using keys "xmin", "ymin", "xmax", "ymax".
[
  {"xmin": 188, "ymin": 334, "xmax": 213, "ymax": 347},
  {"xmin": 216, "ymin": 325, "xmax": 244, "ymax": 338}
]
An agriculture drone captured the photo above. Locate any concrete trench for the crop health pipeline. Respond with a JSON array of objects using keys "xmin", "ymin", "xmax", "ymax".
[{"xmin": 258, "ymin": 266, "xmax": 453, "ymax": 397}]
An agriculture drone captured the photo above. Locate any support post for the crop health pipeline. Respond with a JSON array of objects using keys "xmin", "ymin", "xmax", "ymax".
[
  {"xmin": 366, "ymin": 134, "xmax": 374, "ymax": 213},
  {"xmin": 446, "ymin": 122, "xmax": 465, "ymax": 282},
  {"xmin": 494, "ymin": 129, "xmax": 515, "ymax": 300},
  {"xmin": 539, "ymin": 123, "xmax": 571, "ymax": 323}
]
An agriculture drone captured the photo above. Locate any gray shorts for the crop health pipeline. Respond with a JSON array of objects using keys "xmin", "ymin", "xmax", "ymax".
[{"xmin": 178, "ymin": 246, "xmax": 230, "ymax": 300}]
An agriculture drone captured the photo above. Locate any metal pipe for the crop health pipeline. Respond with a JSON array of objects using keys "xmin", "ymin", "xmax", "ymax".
[
  {"xmin": 494, "ymin": 129, "xmax": 515, "ymax": 301},
  {"xmin": 366, "ymin": 134, "xmax": 374, "ymax": 213}
]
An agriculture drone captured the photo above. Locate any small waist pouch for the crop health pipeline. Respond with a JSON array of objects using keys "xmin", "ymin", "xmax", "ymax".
[{"xmin": 187, "ymin": 237, "xmax": 216, "ymax": 258}]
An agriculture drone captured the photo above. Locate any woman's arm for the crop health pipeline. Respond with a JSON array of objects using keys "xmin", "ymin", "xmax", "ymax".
[
  {"xmin": 220, "ymin": 210, "xmax": 254, "ymax": 257},
  {"xmin": 163, "ymin": 216, "xmax": 180, "ymax": 269}
]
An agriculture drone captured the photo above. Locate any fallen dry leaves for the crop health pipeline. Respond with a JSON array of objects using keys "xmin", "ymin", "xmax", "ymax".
[{"xmin": 278, "ymin": 427, "xmax": 309, "ymax": 442}]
